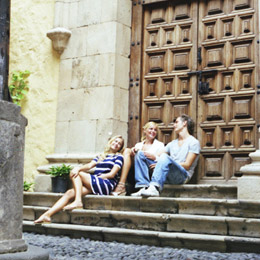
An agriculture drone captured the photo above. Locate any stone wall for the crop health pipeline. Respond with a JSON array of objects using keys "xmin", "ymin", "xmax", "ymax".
[
  {"xmin": 9, "ymin": 0, "xmax": 131, "ymax": 190},
  {"xmin": 9, "ymin": 0, "xmax": 59, "ymax": 183},
  {"xmin": 53, "ymin": 0, "xmax": 131, "ymax": 154}
]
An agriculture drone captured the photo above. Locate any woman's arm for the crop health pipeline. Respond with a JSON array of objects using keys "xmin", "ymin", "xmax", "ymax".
[
  {"xmin": 180, "ymin": 152, "xmax": 197, "ymax": 170},
  {"xmin": 99, "ymin": 165, "xmax": 121, "ymax": 179},
  {"xmin": 71, "ymin": 161, "xmax": 97, "ymax": 178}
]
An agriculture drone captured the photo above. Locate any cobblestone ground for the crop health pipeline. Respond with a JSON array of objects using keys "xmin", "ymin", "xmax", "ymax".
[{"xmin": 24, "ymin": 232, "xmax": 260, "ymax": 260}]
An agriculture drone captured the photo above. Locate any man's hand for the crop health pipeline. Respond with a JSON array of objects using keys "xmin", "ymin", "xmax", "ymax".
[{"xmin": 131, "ymin": 147, "xmax": 138, "ymax": 156}]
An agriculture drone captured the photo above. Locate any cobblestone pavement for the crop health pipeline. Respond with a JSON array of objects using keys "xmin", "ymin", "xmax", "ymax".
[{"xmin": 24, "ymin": 232, "xmax": 260, "ymax": 260}]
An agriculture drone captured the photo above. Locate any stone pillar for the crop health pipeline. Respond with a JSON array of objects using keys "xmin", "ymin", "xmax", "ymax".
[
  {"xmin": 35, "ymin": 0, "xmax": 132, "ymax": 191},
  {"xmin": 238, "ymin": 150, "xmax": 260, "ymax": 200},
  {"xmin": 0, "ymin": 100, "xmax": 28, "ymax": 254}
]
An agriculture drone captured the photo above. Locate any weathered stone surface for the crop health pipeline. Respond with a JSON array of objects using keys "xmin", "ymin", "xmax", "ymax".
[
  {"xmin": 0, "ymin": 245, "xmax": 49, "ymax": 260},
  {"xmin": 34, "ymin": 174, "xmax": 52, "ymax": 192},
  {"xmin": 162, "ymin": 184, "xmax": 237, "ymax": 199},
  {"xmin": 71, "ymin": 55, "xmax": 99, "ymax": 89},
  {"xmin": 238, "ymin": 176, "xmax": 260, "ymax": 200},
  {"xmin": 0, "ymin": 101, "xmax": 27, "ymax": 254}
]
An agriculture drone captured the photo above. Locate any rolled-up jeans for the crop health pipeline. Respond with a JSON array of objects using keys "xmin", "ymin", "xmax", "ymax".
[
  {"xmin": 134, "ymin": 151, "xmax": 156, "ymax": 188},
  {"xmin": 150, "ymin": 153, "xmax": 189, "ymax": 191}
]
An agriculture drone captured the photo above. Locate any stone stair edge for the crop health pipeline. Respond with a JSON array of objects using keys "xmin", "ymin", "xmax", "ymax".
[
  {"xmin": 23, "ymin": 220, "xmax": 260, "ymax": 253},
  {"xmin": 45, "ymin": 153, "xmax": 98, "ymax": 163},
  {"xmin": 23, "ymin": 205, "xmax": 260, "ymax": 222},
  {"xmin": 23, "ymin": 220, "xmax": 260, "ymax": 241},
  {"xmin": 24, "ymin": 192, "xmax": 259, "ymax": 204}
]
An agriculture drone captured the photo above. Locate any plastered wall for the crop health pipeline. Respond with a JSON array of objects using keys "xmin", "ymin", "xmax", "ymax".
[{"xmin": 9, "ymin": 0, "xmax": 59, "ymax": 183}]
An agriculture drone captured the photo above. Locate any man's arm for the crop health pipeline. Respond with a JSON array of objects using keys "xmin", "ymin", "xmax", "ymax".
[
  {"xmin": 180, "ymin": 152, "xmax": 198, "ymax": 170},
  {"xmin": 157, "ymin": 147, "xmax": 168, "ymax": 157}
]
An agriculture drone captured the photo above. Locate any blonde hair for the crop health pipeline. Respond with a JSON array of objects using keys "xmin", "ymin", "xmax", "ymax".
[
  {"xmin": 98, "ymin": 135, "xmax": 125, "ymax": 162},
  {"xmin": 141, "ymin": 121, "xmax": 158, "ymax": 141}
]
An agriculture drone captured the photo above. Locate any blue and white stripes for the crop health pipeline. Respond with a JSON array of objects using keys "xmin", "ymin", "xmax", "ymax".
[{"xmin": 90, "ymin": 154, "xmax": 124, "ymax": 195}]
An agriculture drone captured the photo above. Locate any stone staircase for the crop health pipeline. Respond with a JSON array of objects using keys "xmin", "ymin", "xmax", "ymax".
[{"xmin": 23, "ymin": 184, "xmax": 260, "ymax": 253}]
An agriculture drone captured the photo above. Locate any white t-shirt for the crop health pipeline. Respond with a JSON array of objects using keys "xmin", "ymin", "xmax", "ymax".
[
  {"xmin": 165, "ymin": 135, "xmax": 200, "ymax": 179},
  {"xmin": 135, "ymin": 139, "xmax": 164, "ymax": 161}
]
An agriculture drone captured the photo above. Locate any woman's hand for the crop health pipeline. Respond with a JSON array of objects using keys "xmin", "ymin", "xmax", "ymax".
[
  {"xmin": 70, "ymin": 167, "xmax": 80, "ymax": 178},
  {"xmin": 98, "ymin": 174, "xmax": 107, "ymax": 180},
  {"xmin": 143, "ymin": 151, "xmax": 156, "ymax": 161},
  {"xmin": 149, "ymin": 163, "xmax": 156, "ymax": 170}
]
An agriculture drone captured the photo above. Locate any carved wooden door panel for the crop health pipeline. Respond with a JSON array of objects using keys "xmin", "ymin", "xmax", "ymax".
[
  {"xmin": 139, "ymin": 0, "xmax": 199, "ymax": 144},
  {"xmin": 197, "ymin": 0, "xmax": 259, "ymax": 184},
  {"xmin": 129, "ymin": 0, "xmax": 259, "ymax": 184}
]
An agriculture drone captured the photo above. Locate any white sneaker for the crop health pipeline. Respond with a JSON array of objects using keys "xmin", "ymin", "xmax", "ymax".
[
  {"xmin": 131, "ymin": 187, "xmax": 147, "ymax": 197},
  {"xmin": 141, "ymin": 185, "xmax": 159, "ymax": 197}
]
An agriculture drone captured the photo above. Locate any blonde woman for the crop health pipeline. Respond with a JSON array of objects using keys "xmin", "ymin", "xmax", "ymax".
[
  {"xmin": 112, "ymin": 122, "xmax": 164, "ymax": 196},
  {"xmin": 34, "ymin": 135, "xmax": 124, "ymax": 224}
]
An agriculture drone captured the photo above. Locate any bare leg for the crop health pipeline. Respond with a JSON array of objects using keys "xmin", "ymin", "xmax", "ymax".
[
  {"xmin": 34, "ymin": 186, "xmax": 89, "ymax": 223},
  {"xmin": 112, "ymin": 148, "xmax": 132, "ymax": 195},
  {"xmin": 63, "ymin": 172, "xmax": 92, "ymax": 210}
]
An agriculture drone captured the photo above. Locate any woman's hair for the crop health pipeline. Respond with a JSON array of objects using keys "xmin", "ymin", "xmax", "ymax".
[
  {"xmin": 98, "ymin": 135, "xmax": 125, "ymax": 162},
  {"xmin": 178, "ymin": 114, "xmax": 194, "ymax": 135},
  {"xmin": 141, "ymin": 121, "xmax": 158, "ymax": 141}
]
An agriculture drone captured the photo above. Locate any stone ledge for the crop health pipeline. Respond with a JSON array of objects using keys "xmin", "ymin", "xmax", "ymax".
[
  {"xmin": 0, "ymin": 245, "xmax": 49, "ymax": 260},
  {"xmin": 46, "ymin": 153, "xmax": 98, "ymax": 163}
]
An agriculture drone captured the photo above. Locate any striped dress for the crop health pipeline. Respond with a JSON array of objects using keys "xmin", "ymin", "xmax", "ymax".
[{"xmin": 90, "ymin": 154, "xmax": 124, "ymax": 195}]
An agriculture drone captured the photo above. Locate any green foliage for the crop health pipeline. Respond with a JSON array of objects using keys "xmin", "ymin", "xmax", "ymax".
[
  {"xmin": 24, "ymin": 181, "xmax": 34, "ymax": 191},
  {"xmin": 46, "ymin": 164, "xmax": 73, "ymax": 179},
  {"xmin": 8, "ymin": 70, "xmax": 30, "ymax": 106}
]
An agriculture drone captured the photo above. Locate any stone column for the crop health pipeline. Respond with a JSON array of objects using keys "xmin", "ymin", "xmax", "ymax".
[
  {"xmin": 238, "ymin": 127, "xmax": 260, "ymax": 200},
  {"xmin": 0, "ymin": 100, "xmax": 28, "ymax": 254}
]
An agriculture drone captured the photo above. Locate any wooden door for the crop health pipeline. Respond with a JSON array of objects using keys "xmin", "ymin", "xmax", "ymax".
[{"xmin": 129, "ymin": 0, "xmax": 259, "ymax": 184}]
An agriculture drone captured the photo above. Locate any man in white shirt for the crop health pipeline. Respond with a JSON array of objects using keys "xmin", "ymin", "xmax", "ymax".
[{"xmin": 141, "ymin": 114, "xmax": 201, "ymax": 197}]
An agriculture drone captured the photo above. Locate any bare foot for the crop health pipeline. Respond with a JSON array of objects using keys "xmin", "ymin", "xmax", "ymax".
[
  {"xmin": 34, "ymin": 215, "xmax": 51, "ymax": 224},
  {"xmin": 63, "ymin": 202, "xmax": 83, "ymax": 211}
]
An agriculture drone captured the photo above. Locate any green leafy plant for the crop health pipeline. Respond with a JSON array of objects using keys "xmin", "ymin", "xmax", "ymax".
[
  {"xmin": 24, "ymin": 181, "xmax": 34, "ymax": 191},
  {"xmin": 8, "ymin": 70, "xmax": 30, "ymax": 106},
  {"xmin": 46, "ymin": 164, "xmax": 73, "ymax": 179}
]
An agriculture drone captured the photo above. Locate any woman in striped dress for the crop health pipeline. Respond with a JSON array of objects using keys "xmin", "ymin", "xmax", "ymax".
[{"xmin": 34, "ymin": 135, "xmax": 124, "ymax": 224}]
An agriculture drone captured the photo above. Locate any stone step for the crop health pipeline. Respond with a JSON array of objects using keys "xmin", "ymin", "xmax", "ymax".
[
  {"xmin": 24, "ymin": 193, "xmax": 260, "ymax": 218},
  {"xmin": 161, "ymin": 184, "xmax": 237, "ymax": 199},
  {"xmin": 23, "ymin": 206, "xmax": 260, "ymax": 238},
  {"xmin": 24, "ymin": 183, "xmax": 237, "ymax": 206},
  {"xmin": 23, "ymin": 220, "xmax": 260, "ymax": 253}
]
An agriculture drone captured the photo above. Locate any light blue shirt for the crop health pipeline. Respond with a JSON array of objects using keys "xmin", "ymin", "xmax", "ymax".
[{"xmin": 165, "ymin": 135, "xmax": 200, "ymax": 179}]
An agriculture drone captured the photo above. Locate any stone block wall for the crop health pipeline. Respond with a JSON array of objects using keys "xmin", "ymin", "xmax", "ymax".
[{"xmin": 54, "ymin": 0, "xmax": 131, "ymax": 154}]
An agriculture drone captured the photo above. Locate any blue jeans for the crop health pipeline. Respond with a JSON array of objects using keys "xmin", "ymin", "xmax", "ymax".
[
  {"xmin": 150, "ymin": 153, "xmax": 189, "ymax": 191},
  {"xmin": 134, "ymin": 151, "xmax": 156, "ymax": 188}
]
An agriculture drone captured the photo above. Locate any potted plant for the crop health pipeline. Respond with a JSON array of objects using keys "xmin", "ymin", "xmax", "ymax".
[{"xmin": 46, "ymin": 164, "xmax": 73, "ymax": 193}]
